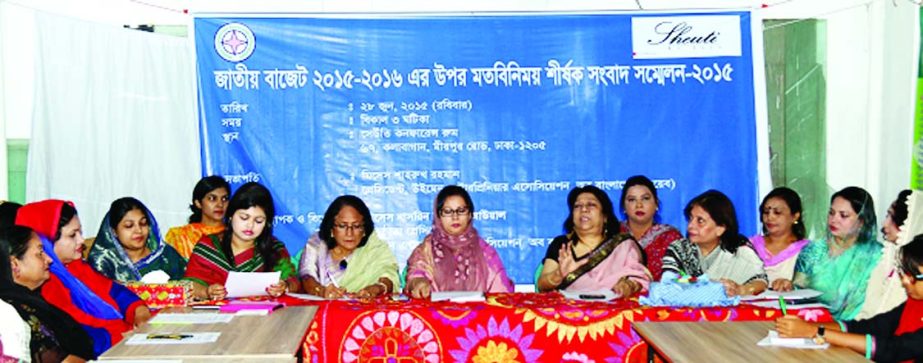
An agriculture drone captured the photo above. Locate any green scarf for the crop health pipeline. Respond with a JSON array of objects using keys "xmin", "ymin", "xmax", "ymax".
[{"xmin": 339, "ymin": 232, "xmax": 399, "ymax": 292}]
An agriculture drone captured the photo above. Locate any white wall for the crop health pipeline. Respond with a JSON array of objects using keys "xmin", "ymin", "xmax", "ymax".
[{"xmin": 821, "ymin": 0, "xmax": 918, "ymax": 220}]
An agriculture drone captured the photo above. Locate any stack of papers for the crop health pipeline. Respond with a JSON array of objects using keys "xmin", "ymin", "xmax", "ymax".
[
  {"xmin": 430, "ymin": 291, "xmax": 485, "ymax": 302},
  {"xmin": 757, "ymin": 330, "xmax": 829, "ymax": 349},
  {"xmin": 741, "ymin": 289, "xmax": 827, "ymax": 309}
]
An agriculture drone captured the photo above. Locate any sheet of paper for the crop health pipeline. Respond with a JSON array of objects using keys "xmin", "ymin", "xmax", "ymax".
[
  {"xmin": 149, "ymin": 313, "xmax": 234, "ymax": 325},
  {"xmin": 741, "ymin": 289, "xmax": 823, "ymax": 301},
  {"xmin": 225, "ymin": 271, "xmax": 280, "ymax": 298},
  {"xmin": 756, "ymin": 330, "xmax": 829, "ymax": 349},
  {"xmin": 561, "ymin": 289, "xmax": 619, "ymax": 301},
  {"xmin": 125, "ymin": 332, "xmax": 221, "ymax": 345},
  {"xmin": 431, "ymin": 291, "xmax": 485, "ymax": 302},
  {"xmin": 745, "ymin": 300, "xmax": 828, "ymax": 310},
  {"xmin": 286, "ymin": 292, "xmax": 325, "ymax": 301}
]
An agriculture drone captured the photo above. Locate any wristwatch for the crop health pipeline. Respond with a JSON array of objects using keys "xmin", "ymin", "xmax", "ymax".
[{"xmin": 812, "ymin": 325, "xmax": 826, "ymax": 345}]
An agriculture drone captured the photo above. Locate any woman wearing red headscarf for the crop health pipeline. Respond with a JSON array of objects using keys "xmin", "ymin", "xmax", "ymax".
[{"xmin": 16, "ymin": 200, "xmax": 151, "ymax": 356}]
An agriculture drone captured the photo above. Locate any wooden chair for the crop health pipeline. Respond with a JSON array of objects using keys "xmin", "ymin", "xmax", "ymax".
[{"xmin": 82, "ymin": 237, "xmax": 95, "ymax": 260}]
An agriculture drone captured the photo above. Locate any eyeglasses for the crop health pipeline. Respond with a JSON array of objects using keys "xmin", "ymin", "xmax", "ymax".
[
  {"xmin": 573, "ymin": 203, "xmax": 599, "ymax": 211},
  {"xmin": 440, "ymin": 207, "xmax": 469, "ymax": 217},
  {"xmin": 897, "ymin": 268, "xmax": 923, "ymax": 282},
  {"xmin": 334, "ymin": 223, "xmax": 364, "ymax": 233}
]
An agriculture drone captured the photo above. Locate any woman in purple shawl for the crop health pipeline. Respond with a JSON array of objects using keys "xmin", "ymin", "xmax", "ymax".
[{"xmin": 405, "ymin": 185, "xmax": 513, "ymax": 298}]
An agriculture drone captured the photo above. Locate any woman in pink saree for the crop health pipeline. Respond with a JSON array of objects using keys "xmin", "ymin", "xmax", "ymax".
[
  {"xmin": 404, "ymin": 185, "xmax": 513, "ymax": 298},
  {"xmin": 536, "ymin": 185, "xmax": 651, "ymax": 296}
]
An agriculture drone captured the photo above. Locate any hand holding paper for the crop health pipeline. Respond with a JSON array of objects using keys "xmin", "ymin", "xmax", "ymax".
[{"xmin": 225, "ymin": 271, "xmax": 281, "ymax": 298}]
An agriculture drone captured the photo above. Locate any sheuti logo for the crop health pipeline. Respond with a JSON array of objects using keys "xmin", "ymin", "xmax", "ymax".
[
  {"xmin": 647, "ymin": 21, "xmax": 719, "ymax": 46},
  {"xmin": 214, "ymin": 23, "xmax": 256, "ymax": 62},
  {"xmin": 632, "ymin": 15, "xmax": 742, "ymax": 59}
]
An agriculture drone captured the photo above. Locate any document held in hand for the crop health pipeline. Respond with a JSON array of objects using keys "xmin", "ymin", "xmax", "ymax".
[{"xmin": 225, "ymin": 271, "xmax": 281, "ymax": 298}]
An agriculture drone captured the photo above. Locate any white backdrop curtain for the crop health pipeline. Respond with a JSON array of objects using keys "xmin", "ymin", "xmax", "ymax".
[{"xmin": 27, "ymin": 10, "xmax": 199, "ymax": 234}]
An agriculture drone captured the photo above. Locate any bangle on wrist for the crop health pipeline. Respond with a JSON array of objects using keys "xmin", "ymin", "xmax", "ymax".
[{"xmin": 374, "ymin": 281, "xmax": 389, "ymax": 293}]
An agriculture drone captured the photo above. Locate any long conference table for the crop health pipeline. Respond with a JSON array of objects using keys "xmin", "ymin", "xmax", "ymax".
[
  {"xmin": 296, "ymin": 293, "xmax": 864, "ymax": 362},
  {"xmin": 101, "ymin": 293, "xmax": 868, "ymax": 362}
]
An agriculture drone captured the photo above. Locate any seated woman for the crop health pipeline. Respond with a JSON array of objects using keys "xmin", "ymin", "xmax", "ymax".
[
  {"xmin": 537, "ymin": 185, "xmax": 650, "ymax": 296},
  {"xmin": 298, "ymin": 195, "xmax": 399, "ymax": 299},
  {"xmin": 749, "ymin": 187, "xmax": 810, "ymax": 290},
  {"xmin": 165, "ymin": 176, "xmax": 230, "ymax": 259},
  {"xmin": 183, "ymin": 182, "xmax": 298, "ymax": 300},
  {"xmin": 856, "ymin": 189, "xmax": 914, "ymax": 319},
  {"xmin": 775, "ymin": 234, "xmax": 923, "ymax": 362},
  {"xmin": 15, "ymin": 200, "xmax": 151, "ymax": 357},
  {"xmin": 661, "ymin": 190, "xmax": 768, "ymax": 296},
  {"xmin": 87, "ymin": 197, "xmax": 186, "ymax": 282},
  {"xmin": 619, "ymin": 175, "xmax": 683, "ymax": 280},
  {"xmin": 405, "ymin": 185, "xmax": 513, "ymax": 298},
  {"xmin": 776, "ymin": 186, "xmax": 882, "ymax": 320},
  {"xmin": 0, "ymin": 225, "xmax": 95, "ymax": 362}
]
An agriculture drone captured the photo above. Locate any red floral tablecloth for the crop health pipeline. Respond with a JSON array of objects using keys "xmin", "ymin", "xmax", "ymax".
[{"xmin": 280, "ymin": 293, "xmax": 831, "ymax": 363}]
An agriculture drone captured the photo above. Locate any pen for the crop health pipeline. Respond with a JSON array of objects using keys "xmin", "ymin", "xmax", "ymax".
[
  {"xmin": 326, "ymin": 269, "xmax": 340, "ymax": 289},
  {"xmin": 579, "ymin": 294, "xmax": 606, "ymax": 300},
  {"xmin": 147, "ymin": 334, "xmax": 193, "ymax": 340},
  {"xmin": 778, "ymin": 295, "xmax": 788, "ymax": 315}
]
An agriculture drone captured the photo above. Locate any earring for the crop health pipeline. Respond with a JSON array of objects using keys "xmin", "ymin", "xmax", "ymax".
[{"xmin": 794, "ymin": 220, "xmax": 799, "ymax": 225}]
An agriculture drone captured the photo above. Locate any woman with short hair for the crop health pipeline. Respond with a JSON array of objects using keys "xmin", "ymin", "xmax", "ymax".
[
  {"xmin": 537, "ymin": 185, "xmax": 650, "ymax": 296},
  {"xmin": 298, "ymin": 195, "xmax": 399, "ymax": 299},
  {"xmin": 661, "ymin": 190, "xmax": 768, "ymax": 296}
]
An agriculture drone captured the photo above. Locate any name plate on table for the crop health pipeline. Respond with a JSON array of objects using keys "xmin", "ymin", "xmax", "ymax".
[
  {"xmin": 430, "ymin": 291, "xmax": 485, "ymax": 302},
  {"xmin": 125, "ymin": 332, "xmax": 221, "ymax": 345},
  {"xmin": 149, "ymin": 313, "xmax": 234, "ymax": 325}
]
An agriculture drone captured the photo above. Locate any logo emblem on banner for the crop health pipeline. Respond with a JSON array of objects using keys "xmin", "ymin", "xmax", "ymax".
[
  {"xmin": 214, "ymin": 23, "xmax": 256, "ymax": 62},
  {"xmin": 631, "ymin": 15, "xmax": 741, "ymax": 59}
]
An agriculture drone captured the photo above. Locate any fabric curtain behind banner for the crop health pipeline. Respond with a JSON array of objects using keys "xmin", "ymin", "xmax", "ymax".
[
  {"xmin": 28, "ymin": 11, "xmax": 200, "ymax": 232},
  {"xmin": 195, "ymin": 12, "xmax": 763, "ymax": 283}
]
